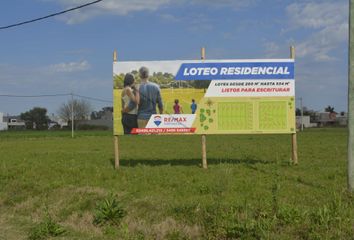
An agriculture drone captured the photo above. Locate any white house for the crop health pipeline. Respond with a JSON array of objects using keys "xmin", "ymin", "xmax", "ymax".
[
  {"xmin": 0, "ymin": 112, "xmax": 8, "ymax": 131},
  {"xmin": 296, "ymin": 116, "xmax": 317, "ymax": 128},
  {"xmin": 49, "ymin": 114, "xmax": 68, "ymax": 128}
]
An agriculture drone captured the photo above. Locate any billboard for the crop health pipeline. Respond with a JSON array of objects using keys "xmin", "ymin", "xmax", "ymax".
[{"xmin": 113, "ymin": 59, "xmax": 295, "ymax": 135}]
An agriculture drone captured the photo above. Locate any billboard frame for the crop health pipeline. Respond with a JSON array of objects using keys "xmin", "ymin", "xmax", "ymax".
[{"xmin": 112, "ymin": 47, "xmax": 298, "ymax": 169}]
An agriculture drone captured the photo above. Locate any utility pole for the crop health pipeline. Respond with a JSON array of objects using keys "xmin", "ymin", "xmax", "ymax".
[
  {"xmin": 348, "ymin": 0, "xmax": 354, "ymax": 192},
  {"xmin": 348, "ymin": 0, "xmax": 354, "ymax": 191},
  {"xmin": 300, "ymin": 97, "xmax": 304, "ymax": 131}
]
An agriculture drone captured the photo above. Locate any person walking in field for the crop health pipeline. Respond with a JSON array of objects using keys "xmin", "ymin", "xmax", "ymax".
[
  {"xmin": 121, "ymin": 73, "xmax": 140, "ymax": 134},
  {"xmin": 137, "ymin": 66, "xmax": 164, "ymax": 128},
  {"xmin": 173, "ymin": 99, "xmax": 183, "ymax": 114},
  {"xmin": 190, "ymin": 99, "xmax": 197, "ymax": 114}
]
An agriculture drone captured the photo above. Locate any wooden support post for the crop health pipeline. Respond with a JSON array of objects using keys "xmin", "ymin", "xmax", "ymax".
[
  {"xmin": 113, "ymin": 49, "xmax": 117, "ymax": 62},
  {"xmin": 201, "ymin": 47, "xmax": 208, "ymax": 169},
  {"xmin": 202, "ymin": 135, "xmax": 207, "ymax": 169},
  {"xmin": 292, "ymin": 133, "xmax": 298, "ymax": 164},
  {"xmin": 201, "ymin": 47, "xmax": 206, "ymax": 61},
  {"xmin": 114, "ymin": 135, "xmax": 120, "ymax": 169},
  {"xmin": 290, "ymin": 46, "xmax": 298, "ymax": 165},
  {"xmin": 71, "ymin": 92, "xmax": 74, "ymax": 138},
  {"xmin": 113, "ymin": 49, "xmax": 120, "ymax": 169}
]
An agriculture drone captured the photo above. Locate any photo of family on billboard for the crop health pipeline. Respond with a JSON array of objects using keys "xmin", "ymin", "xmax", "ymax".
[{"xmin": 113, "ymin": 60, "xmax": 207, "ymax": 135}]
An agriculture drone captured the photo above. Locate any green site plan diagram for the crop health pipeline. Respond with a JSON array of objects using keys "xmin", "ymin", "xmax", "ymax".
[
  {"xmin": 218, "ymin": 102, "xmax": 253, "ymax": 130},
  {"xmin": 193, "ymin": 97, "xmax": 295, "ymax": 134}
]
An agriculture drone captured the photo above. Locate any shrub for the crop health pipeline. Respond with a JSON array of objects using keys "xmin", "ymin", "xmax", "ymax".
[
  {"xmin": 28, "ymin": 211, "xmax": 66, "ymax": 240},
  {"xmin": 93, "ymin": 195, "xmax": 126, "ymax": 226}
]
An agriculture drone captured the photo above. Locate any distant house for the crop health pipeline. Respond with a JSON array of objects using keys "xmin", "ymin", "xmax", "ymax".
[
  {"xmin": 296, "ymin": 116, "xmax": 317, "ymax": 129},
  {"xmin": 337, "ymin": 112, "xmax": 348, "ymax": 126},
  {"xmin": 312, "ymin": 111, "xmax": 347, "ymax": 127},
  {"xmin": 77, "ymin": 107, "xmax": 113, "ymax": 129},
  {"xmin": 3, "ymin": 115, "xmax": 26, "ymax": 130},
  {"xmin": 49, "ymin": 114, "xmax": 68, "ymax": 129},
  {"xmin": 295, "ymin": 110, "xmax": 348, "ymax": 129},
  {"xmin": 90, "ymin": 107, "xmax": 113, "ymax": 120},
  {"xmin": 0, "ymin": 112, "xmax": 8, "ymax": 131}
]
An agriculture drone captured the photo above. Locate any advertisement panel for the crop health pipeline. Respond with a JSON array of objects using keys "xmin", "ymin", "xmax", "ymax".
[{"xmin": 113, "ymin": 59, "xmax": 295, "ymax": 135}]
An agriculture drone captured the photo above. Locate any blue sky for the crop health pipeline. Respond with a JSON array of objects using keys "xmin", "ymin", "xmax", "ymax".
[{"xmin": 0, "ymin": 0, "xmax": 349, "ymax": 115}]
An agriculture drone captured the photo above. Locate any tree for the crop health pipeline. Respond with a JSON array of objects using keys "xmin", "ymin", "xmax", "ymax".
[
  {"xmin": 91, "ymin": 107, "xmax": 113, "ymax": 120},
  {"xmin": 57, "ymin": 99, "xmax": 92, "ymax": 127},
  {"xmin": 113, "ymin": 73, "xmax": 125, "ymax": 89},
  {"xmin": 296, "ymin": 106, "xmax": 317, "ymax": 121},
  {"xmin": 325, "ymin": 105, "xmax": 335, "ymax": 113},
  {"xmin": 20, "ymin": 107, "xmax": 50, "ymax": 130},
  {"xmin": 296, "ymin": 108, "xmax": 301, "ymax": 116},
  {"xmin": 192, "ymin": 80, "xmax": 211, "ymax": 92}
]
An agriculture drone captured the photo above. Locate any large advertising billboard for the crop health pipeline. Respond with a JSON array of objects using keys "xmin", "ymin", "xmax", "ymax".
[{"xmin": 113, "ymin": 59, "xmax": 295, "ymax": 135}]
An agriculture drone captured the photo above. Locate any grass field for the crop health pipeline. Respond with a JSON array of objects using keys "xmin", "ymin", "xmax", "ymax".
[
  {"xmin": 0, "ymin": 128, "xmax": 353, "ymax": 239},
  {"xmin": 159, "ymin": 88, "xmax": 205, "ymax": 114}
]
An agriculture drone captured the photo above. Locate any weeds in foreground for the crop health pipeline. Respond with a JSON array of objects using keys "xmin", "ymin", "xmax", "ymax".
[
  {"xmin": 28, "ymin": 209, "xmax": 66, "ymax": 240},
  {"xmin": 93, "ymin": 194, "xmax": 126, "ymax": 226},
  {"xmin": 170, "ymin": 190, "xmax": 354, "ymax": 239}
]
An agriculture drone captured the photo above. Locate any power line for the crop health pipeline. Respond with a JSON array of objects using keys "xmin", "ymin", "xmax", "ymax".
[
  {"xmin": 0, "ymin": 93, "xmax": 70, "ymax": 97},
  {"xmin": 0, "ymin": 93, "xmax": 112, "ymax": 103},
  {"xmin": 73, "ymin": 94, "xmax": 112, "ymax": 103},
  {"xmin": 0, "ymin": 0, "xmax": 103, "ymax": 30}
]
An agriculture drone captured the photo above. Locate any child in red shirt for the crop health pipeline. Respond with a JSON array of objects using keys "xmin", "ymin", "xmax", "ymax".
[{"xmin": 173, "ymin": 99, "xmax": 183, "ymax": 114}]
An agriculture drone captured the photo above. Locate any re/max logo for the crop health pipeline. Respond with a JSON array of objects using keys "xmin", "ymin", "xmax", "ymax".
[{"xmin": 164, "ymin": 117, "xmax": 187, "ymax": 122}]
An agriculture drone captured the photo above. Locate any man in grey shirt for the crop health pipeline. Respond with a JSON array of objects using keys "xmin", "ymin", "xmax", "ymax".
[{"xmin": 137, "ymin": 66, "xmax": 163, "ymax": 128}]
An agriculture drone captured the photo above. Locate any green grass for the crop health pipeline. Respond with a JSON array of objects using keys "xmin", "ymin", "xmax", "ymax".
[
  {"xmin": 160, "ymin": 88, "xmax": 205, "ymax": 114},
  {"xmin": 0, "ymin": 128, "xmax": 353, "ymax": 239}
]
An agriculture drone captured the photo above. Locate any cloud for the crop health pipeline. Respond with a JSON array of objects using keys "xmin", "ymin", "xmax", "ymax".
[
  {"xmin": 187, "ymin": 14, "xmax": 214, "ymax": 32},
  {"xmin": 159, "ymin": 14, "xmax": 180, "ymax": 22},
  {"xmin": 48, "ymin": 0, "xmax": 172, "ymax": 24},
  {"xmin": 62, "ymin": 48, "xmax": 93, "ymax": 55},
  {"xmin": 189, "ymin": 0, "xmax": 258, "ymax": 9},
  {"xmin": 0, "ymin": 60, "xmax": 90, "ymax": 88},
  {"xmin": 0, "ymin": 62, "xmax": 111, "ymax": 115},
  {"xmin": 287, "ymin": 2, "xmax": 347, "ymax": 29},
  {"xmin": 48, "ymin": 60, "xmax": 90, "ymax": 73},
  {"xmin": 286, "ymin": 1, "xmax": 348, "ymax": 61},
  {"xmin": 44, "ymin": 0, "xmax": 257, "ymax": 24},
  {"xmin": 296, "ymin": 22, "xmax": 348, "ymax": 61},
  {"xmin": 263, "ymin": 42, "xmax": 281, "ymax": 58}
]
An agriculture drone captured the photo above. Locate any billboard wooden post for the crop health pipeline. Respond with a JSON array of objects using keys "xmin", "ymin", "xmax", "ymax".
[
  {"xmin": 113, "ymin": 49, "xmax": 120, "ymax": 169},
  {"xmin": 290, "ymin": 46, "xmax": 298, "ymax": 165},
  {"xmin": 201, "ymin": 47, "xmax": 208, "ymax": 169}
]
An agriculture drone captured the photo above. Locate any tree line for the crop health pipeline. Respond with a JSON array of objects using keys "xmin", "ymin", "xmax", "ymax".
[
  {"xmin": 296, "ymin": 105, "xmax": 346, "ymax": 121},
  {"xmin": 114, "ymin": 71, "xmax": 210, "ymax": 89},
  {"xmin": 19, "ymin": 99, "xmax": 93, "ymax": 130}
]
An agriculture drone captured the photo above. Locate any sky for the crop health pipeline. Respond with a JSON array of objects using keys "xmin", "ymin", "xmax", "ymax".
[{"xmin": 0, "ymin": 0, "xmax": 349, "ymax": 116}]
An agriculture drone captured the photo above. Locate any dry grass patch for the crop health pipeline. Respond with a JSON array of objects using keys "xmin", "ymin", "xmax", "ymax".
[
  {"xmin": 122, "ymin": 217, "xmax": 202, "ymax": 239},
  {"xmin": 63, "ymin": 211, "xmax": 102, "ymax": 236}
]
